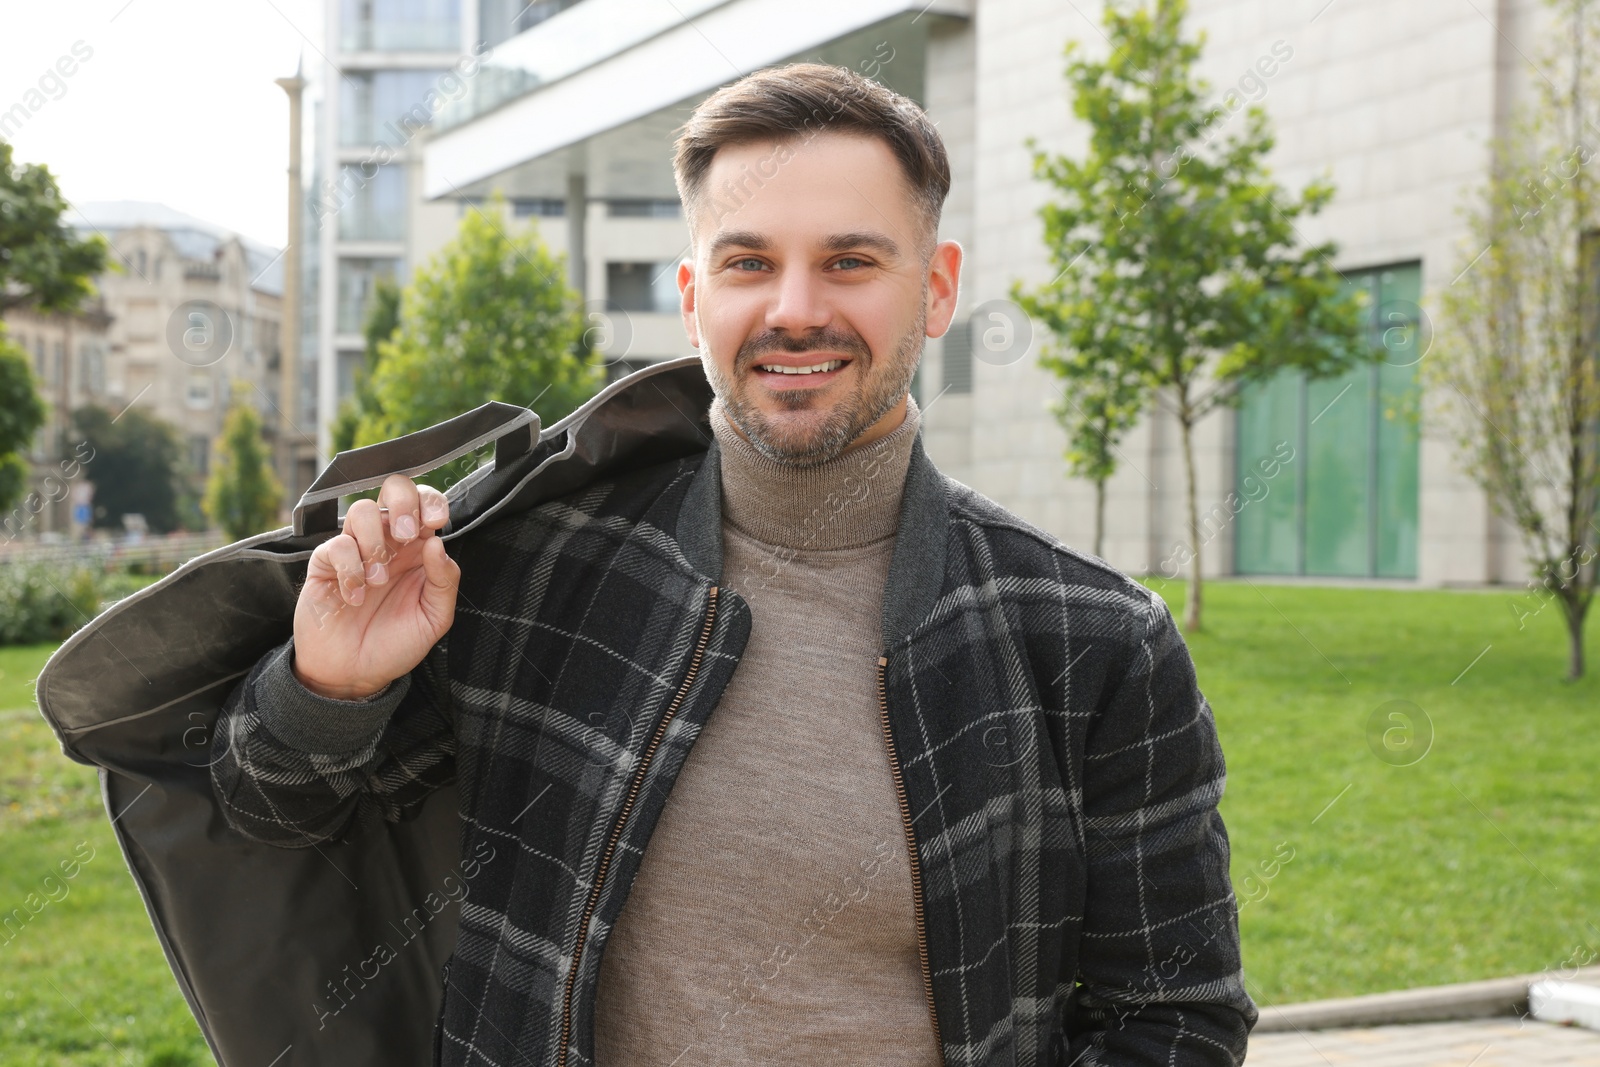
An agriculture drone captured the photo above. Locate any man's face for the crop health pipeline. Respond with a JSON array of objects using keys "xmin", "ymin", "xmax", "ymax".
[{"xmin": 678, "ymin": 131, "xmax": 961, "ymax": 467}]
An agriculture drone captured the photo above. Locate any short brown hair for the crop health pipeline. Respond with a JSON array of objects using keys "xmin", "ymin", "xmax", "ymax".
[{"xmin": 673, "ymin": 63, "xmax": 951, "ymax": 248}]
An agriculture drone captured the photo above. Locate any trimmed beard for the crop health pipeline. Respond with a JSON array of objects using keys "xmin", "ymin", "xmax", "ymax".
[{"xmin": 703, "ymin": 299, "xmax": 925, "ymax": 468}]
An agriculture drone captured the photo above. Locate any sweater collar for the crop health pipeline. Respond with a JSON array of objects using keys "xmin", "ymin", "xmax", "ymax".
[
  {"xmin": 676, "ymin": 388, "xmax": 948, "ymax": 653},
  {"xmin": 708, "ymin": 393, "xmax": 922, "ymax": 551}
]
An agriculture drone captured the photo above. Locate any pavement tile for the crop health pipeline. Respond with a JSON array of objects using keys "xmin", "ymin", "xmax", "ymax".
[{"xmin": 1247, "ymin": 1019, "xmax": 1600, "ymax": 1066}]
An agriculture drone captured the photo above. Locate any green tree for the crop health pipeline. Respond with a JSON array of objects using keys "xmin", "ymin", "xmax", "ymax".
[
  {"xmin": 0, "ymin": 328, "xmax": 47, "ymax": 515},
  {"xmin": 0, "ymin": 142, "xmax": 108, "ymax": 314},
  {"xmin": 1430, "ymin": 0, "xmax": 1600, "ymax": 679},
  {"xmin": 1057, "ymin": 363, "xmax": 1145, "ymax": 562},
  {"xmin": 71, "ymin": 405, "xmax": 185, "ymax": 533},
  {"xmin": 331, "ymin": 276, "xmax": 401, "ymax": 455},
  {"xmin": 0, "ymin": 143, "xmax": 108, "ymax": 513},
  {"xmin": 355, "ymin": 195, "xmax": 601, "ymax": 489},
  {"xmin": 1014, "ymin": 0, "xmax": 1367, "ymax": 631},
  {"xmin": 204, "ymin": 384, "xmax": 284, "ymax": 540}
]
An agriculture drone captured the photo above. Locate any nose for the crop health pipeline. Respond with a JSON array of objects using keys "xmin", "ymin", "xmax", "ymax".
[{"xmin": 764, "ymin": 264, "xmax": 831, "ymax": 336}]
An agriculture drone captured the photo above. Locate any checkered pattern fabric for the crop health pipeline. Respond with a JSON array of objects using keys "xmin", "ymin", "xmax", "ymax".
[{"xmin": 212, "ymin": 441, "xmax": 1254, "ymax": 1067}]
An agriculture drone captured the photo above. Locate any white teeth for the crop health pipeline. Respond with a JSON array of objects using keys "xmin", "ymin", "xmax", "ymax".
[{"xmin": 758, "ymin": 359, "xmax": 844, "ymax": 375}]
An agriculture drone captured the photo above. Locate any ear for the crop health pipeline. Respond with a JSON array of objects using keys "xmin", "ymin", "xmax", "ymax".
[
  {"xmin": 924, "ymin": 239, "xmax": 963, "ymax": 338},
  {"xmin": 678, "ymin": 258, "xmax": 700, "ymax": 349}
]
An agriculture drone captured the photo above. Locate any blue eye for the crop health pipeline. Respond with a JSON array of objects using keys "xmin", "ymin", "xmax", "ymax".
[
  {"xmin": 734, "ymin": 257, "xmax": 765, "ymax": 271},
  {"xmin": 834, "ymin": 257, "xmax": 866, "ymax": 270}
]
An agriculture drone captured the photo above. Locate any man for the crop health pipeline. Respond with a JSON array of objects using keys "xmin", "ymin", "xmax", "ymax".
[{"xmin": 213, "ymin": 63, "xmax": 1255, "ymax": 1065}]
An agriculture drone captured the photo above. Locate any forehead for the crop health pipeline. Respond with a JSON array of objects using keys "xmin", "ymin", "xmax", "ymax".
[{"xmin": 692, "ymin": 131, "xmax": 921, "ymax": 251}]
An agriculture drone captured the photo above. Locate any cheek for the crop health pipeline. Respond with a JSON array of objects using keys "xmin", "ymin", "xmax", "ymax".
[
  {"xmin": 828, "ymin": 291, "xmax": 901, "ymax": 351},
  {"xmin": 697, "ymin": 288, "xmax": 763, "ymax": 356}
]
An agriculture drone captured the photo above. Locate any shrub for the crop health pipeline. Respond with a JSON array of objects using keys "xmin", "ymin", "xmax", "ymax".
[{"xmin": 0, "ymin": 564, "xmax": 103, "ymax": 645}]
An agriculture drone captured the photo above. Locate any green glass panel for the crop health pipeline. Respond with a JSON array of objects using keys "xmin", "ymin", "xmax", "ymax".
[
  {"xmin": 1304, "ymin": 364, "xmax": 1372, "ymax": 576},
  {"xmin": 1235, "ymin": 370, "xmax": 1301, "ymax": 575},
  {"xmin": 1376, "ymin": 359, "xmax": 1420, "ymax": 577},
  {"xmin": 1374, "ymin": 264, "xmax": 1422, "ymax": 577}
]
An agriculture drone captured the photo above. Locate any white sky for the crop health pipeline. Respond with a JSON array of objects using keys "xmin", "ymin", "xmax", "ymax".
[{"xmin": 0, "ymin": 0, "xmax": 327, "ymax": 249}]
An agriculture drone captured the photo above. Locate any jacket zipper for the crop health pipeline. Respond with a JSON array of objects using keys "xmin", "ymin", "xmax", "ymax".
[
  {"xmin": 877, "ymin": 654, "xmax": 945, "ymax": 1064},
  {"xmin": 556, "ymin": 584, "xmax": 719, "ymax": 1067}
]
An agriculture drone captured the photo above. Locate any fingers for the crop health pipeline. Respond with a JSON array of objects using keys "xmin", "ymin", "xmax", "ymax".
[
  {"xmin": 418, "ymin": 484, "xmax": 450, "ymax": 534},
  {"xmin": 343, "ymin": 499, "xmax": 391, "ymax": 585},
  {"xmin": 310, "ymin": 532, "xmax": 369, "ymax": 607},
  {"xmin": 418, "ymin": 535, "xmax": 460, "ymax": 631},
  {"xmin": 378, "ymin": 474, "xmax": 423, "ymax": 542}
]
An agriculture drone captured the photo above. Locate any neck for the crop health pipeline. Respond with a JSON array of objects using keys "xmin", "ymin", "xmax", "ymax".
[{"xmin": 709, "ymin": 393, "xmax": 923, "ymax": 551}]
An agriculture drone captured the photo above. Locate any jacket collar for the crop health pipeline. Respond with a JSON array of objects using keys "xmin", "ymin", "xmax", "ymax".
[{"xmin": 676, "ymin": 415, "xmax": 949, "ymax": 652}]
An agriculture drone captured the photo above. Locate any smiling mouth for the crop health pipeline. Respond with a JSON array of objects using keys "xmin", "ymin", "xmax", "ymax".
[{"xmin": 752, "ymin": 358, "xmax": 849, "ymax": 375}]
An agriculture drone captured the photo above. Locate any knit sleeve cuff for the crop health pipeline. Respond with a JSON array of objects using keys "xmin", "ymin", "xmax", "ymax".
[{"xmin": 255, "ymin": 640, "xmax": 411, "ymax": 755}]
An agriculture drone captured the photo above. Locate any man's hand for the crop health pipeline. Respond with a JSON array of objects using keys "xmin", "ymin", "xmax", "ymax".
[{"xmin": 292, "ymin": 474, "xmax": 460, "ymax": 701}]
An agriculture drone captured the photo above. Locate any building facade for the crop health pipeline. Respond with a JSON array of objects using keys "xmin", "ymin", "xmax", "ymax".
[
  {"xmin": 3, "ymin": 298, "xmax": 113, "ymax": 537},
  {"xmin": 306, "ymin": 0, "xmax": 1556, "ymax": 586},
  {"xmin": 72, "ymin": 202, "xmax": 285, "ymax": 528}
]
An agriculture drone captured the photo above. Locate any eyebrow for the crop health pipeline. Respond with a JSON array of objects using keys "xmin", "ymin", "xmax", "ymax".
[
  {"xmin": 820, "ymin": 230, "xmax": 903, "ymax": 262},
  {"xmin": 707, "ymin": 230, "xmax": 769, "ymax": 259},
  {"xmin": 705, "ymin": 229, "xmax": 904, "ymax": 262}
]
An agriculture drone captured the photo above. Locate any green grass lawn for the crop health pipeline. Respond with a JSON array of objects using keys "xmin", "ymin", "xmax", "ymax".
[
  {"xmin": 0, "ymin": 580, "xmax": 1597, "ymax": 1060},
  {"xmin": 0, "ymin": 643, "xmax": 214, "ymax": 1067},
  {"xmin": 1147, "ymin": 577, "xmax": 1600, "ymax": 1011}
]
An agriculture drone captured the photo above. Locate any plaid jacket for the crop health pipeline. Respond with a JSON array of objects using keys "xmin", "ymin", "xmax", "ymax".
[{"xmin": 212, "ymin": 427, "xmax": 1256, "ymax": 1067}]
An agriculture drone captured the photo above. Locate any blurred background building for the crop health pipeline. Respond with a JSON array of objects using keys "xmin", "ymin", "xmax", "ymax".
[
  {"xmin": 294, "ymin": 0, "xmax": 1555, "ymax": 587},
  {"xmin": 5, "ymin": 202, "xmax": 290, "ymax": 534}
]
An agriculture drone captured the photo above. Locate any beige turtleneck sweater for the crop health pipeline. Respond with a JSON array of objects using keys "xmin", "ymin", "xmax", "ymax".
[{"xmin": 592, "ymin": 391, "xmax": 941, "ymax": 1066}]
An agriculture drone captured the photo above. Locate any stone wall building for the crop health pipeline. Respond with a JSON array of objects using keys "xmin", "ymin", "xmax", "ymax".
[
  {"xmin": 62, "ymin": 202, "xmax": 288, "ymax": 532},
  {"xmin": 305, "ymin": 0, "xmax": 1558, "ymax": 587}
]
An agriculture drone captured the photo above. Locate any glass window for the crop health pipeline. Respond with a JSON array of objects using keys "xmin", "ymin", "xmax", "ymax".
[
  {"xmin": 341, "ymin": 0, "xmax": 460, "ymax": 51},
  {"xmin": 186, "ymin": 373, "xmax": 214, "ymax": 410},
  {"xmin": 606, "ymin": 199, "xmax": 681, "ymax": 218},
  {"xmin": 82, "ymin": 342, "xmax": 106, "ymax": 397},
  {"xmin": 336, "ymin": 164, "xmax": 408, "ymax": 242},
  {"xmin": 337, "ymin": 257, "xmax": 401, "ymax": 334},
  {"xmin": 189, "ymin": 435, "xmax": 210, "ymax": 477},
  {"xmin": 1235, "ymin": 262, "xmax": 1423, "ymax": 579},
  {"xmin": 605, "ymin": 262, "xmax": 679, "ymax": 314},
  {"xmin": 340, "ymin": 69, "xmax": 448, "ymax": 148},
  {"xmin": 512, "ymin": 198, "xmax": 565, "ymax": 218},
  {"xmin": 943, "ymin": 320, "xmax": 972, "ymax": 394},
  {"xmin": 338, "ymin": 348, "xmax": 367, "ymax": 407},
  {"xmin": 1233, "ymin": 369, "xmax": 1301, "ymax": 575},
  {"xmin": 479, "ymin": 0, "xmax": 589, "ymax": 47}
]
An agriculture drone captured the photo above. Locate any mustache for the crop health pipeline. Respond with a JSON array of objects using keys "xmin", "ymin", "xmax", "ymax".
[{"xmin": 736, "ymin": 328, "xmax": 872, "ymax": 369}]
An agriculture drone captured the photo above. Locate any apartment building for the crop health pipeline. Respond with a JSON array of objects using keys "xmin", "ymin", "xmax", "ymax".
[
  {"xmin": 310, "ymin": 0, "xmax": 1556, "ymax": 586},
  {"xmin": 3, "ymin": 297, "xmax": 112, "ymax": 536},
  {"xmin": 4, "ymin": 202, "xmax": 286, "ymax": 536},
  {"xmin": 75, "ymin": 202, "xmax": 287, "ymax": 488}
]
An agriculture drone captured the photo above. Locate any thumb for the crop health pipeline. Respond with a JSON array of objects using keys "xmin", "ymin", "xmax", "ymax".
[{"xmin": 418, "ymin": 535, "xmax": 459, "ymax": 632}]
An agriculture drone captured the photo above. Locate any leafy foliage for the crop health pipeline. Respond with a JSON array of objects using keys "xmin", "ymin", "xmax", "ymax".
[
  {"xmin": 71, "ymin": 405, "xmax": 185, "ymax": 533},
  {"xmin": 0, "ymin": 144, "xmax": 107, "ymax": 513},
  {"xmin": 1429, "ymin": 0, "xmax": 1600, "ymax": 678},
  {"xmin": 351, "ymin": 195, "xmax": 602, "ymax": 490},
  {"xmin": 1014, "ymin": 0, "xmax": 1368, "ymax": 629},
  {"xmin": 0, "ymin": 564, "xmax": 100, "ymax": 645},
  {"xmin": 0, "ymin": 142, "xmax": 108, "ymax": 314},
  {"xmin": 204, "ymin": 385, "xmax": 284, "ymax": 540},
  {"xmin": 0, "ymin": 327, "xmax": 48, "ymax": 513}
]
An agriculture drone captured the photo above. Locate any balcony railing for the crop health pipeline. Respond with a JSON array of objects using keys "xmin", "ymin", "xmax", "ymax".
[{"xmin": 434, "ymin": 0, "xmax": 731, "ymax": 131}]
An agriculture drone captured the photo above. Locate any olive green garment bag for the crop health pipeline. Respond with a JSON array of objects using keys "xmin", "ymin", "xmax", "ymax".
[{"xmin": 34, "ymin": 356, "xmax": 715, "ymax": 1066}]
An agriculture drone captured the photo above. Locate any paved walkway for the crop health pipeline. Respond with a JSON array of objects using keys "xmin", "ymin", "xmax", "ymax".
[{"xmin": 1248, "ymin": 1018, "xmax": 1600, "ymax": 1065}]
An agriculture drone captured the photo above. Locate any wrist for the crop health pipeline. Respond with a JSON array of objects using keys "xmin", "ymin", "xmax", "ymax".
[{"xmin": 291, "ymin": 658, "xmax": 389, "ymax": 702}]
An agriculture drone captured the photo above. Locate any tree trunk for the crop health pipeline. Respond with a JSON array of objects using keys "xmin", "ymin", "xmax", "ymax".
[
  {"xmin": 1563, "ymin": 594, "xmax": 1589, "ymax": 681},
  {"xmin": 1093, "ymin": 477, "xmax": 1106, "ymax": 559},
  {"xmin": 1180, "ymin": 413, "xmax": 1202, "ymax": 632}
]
